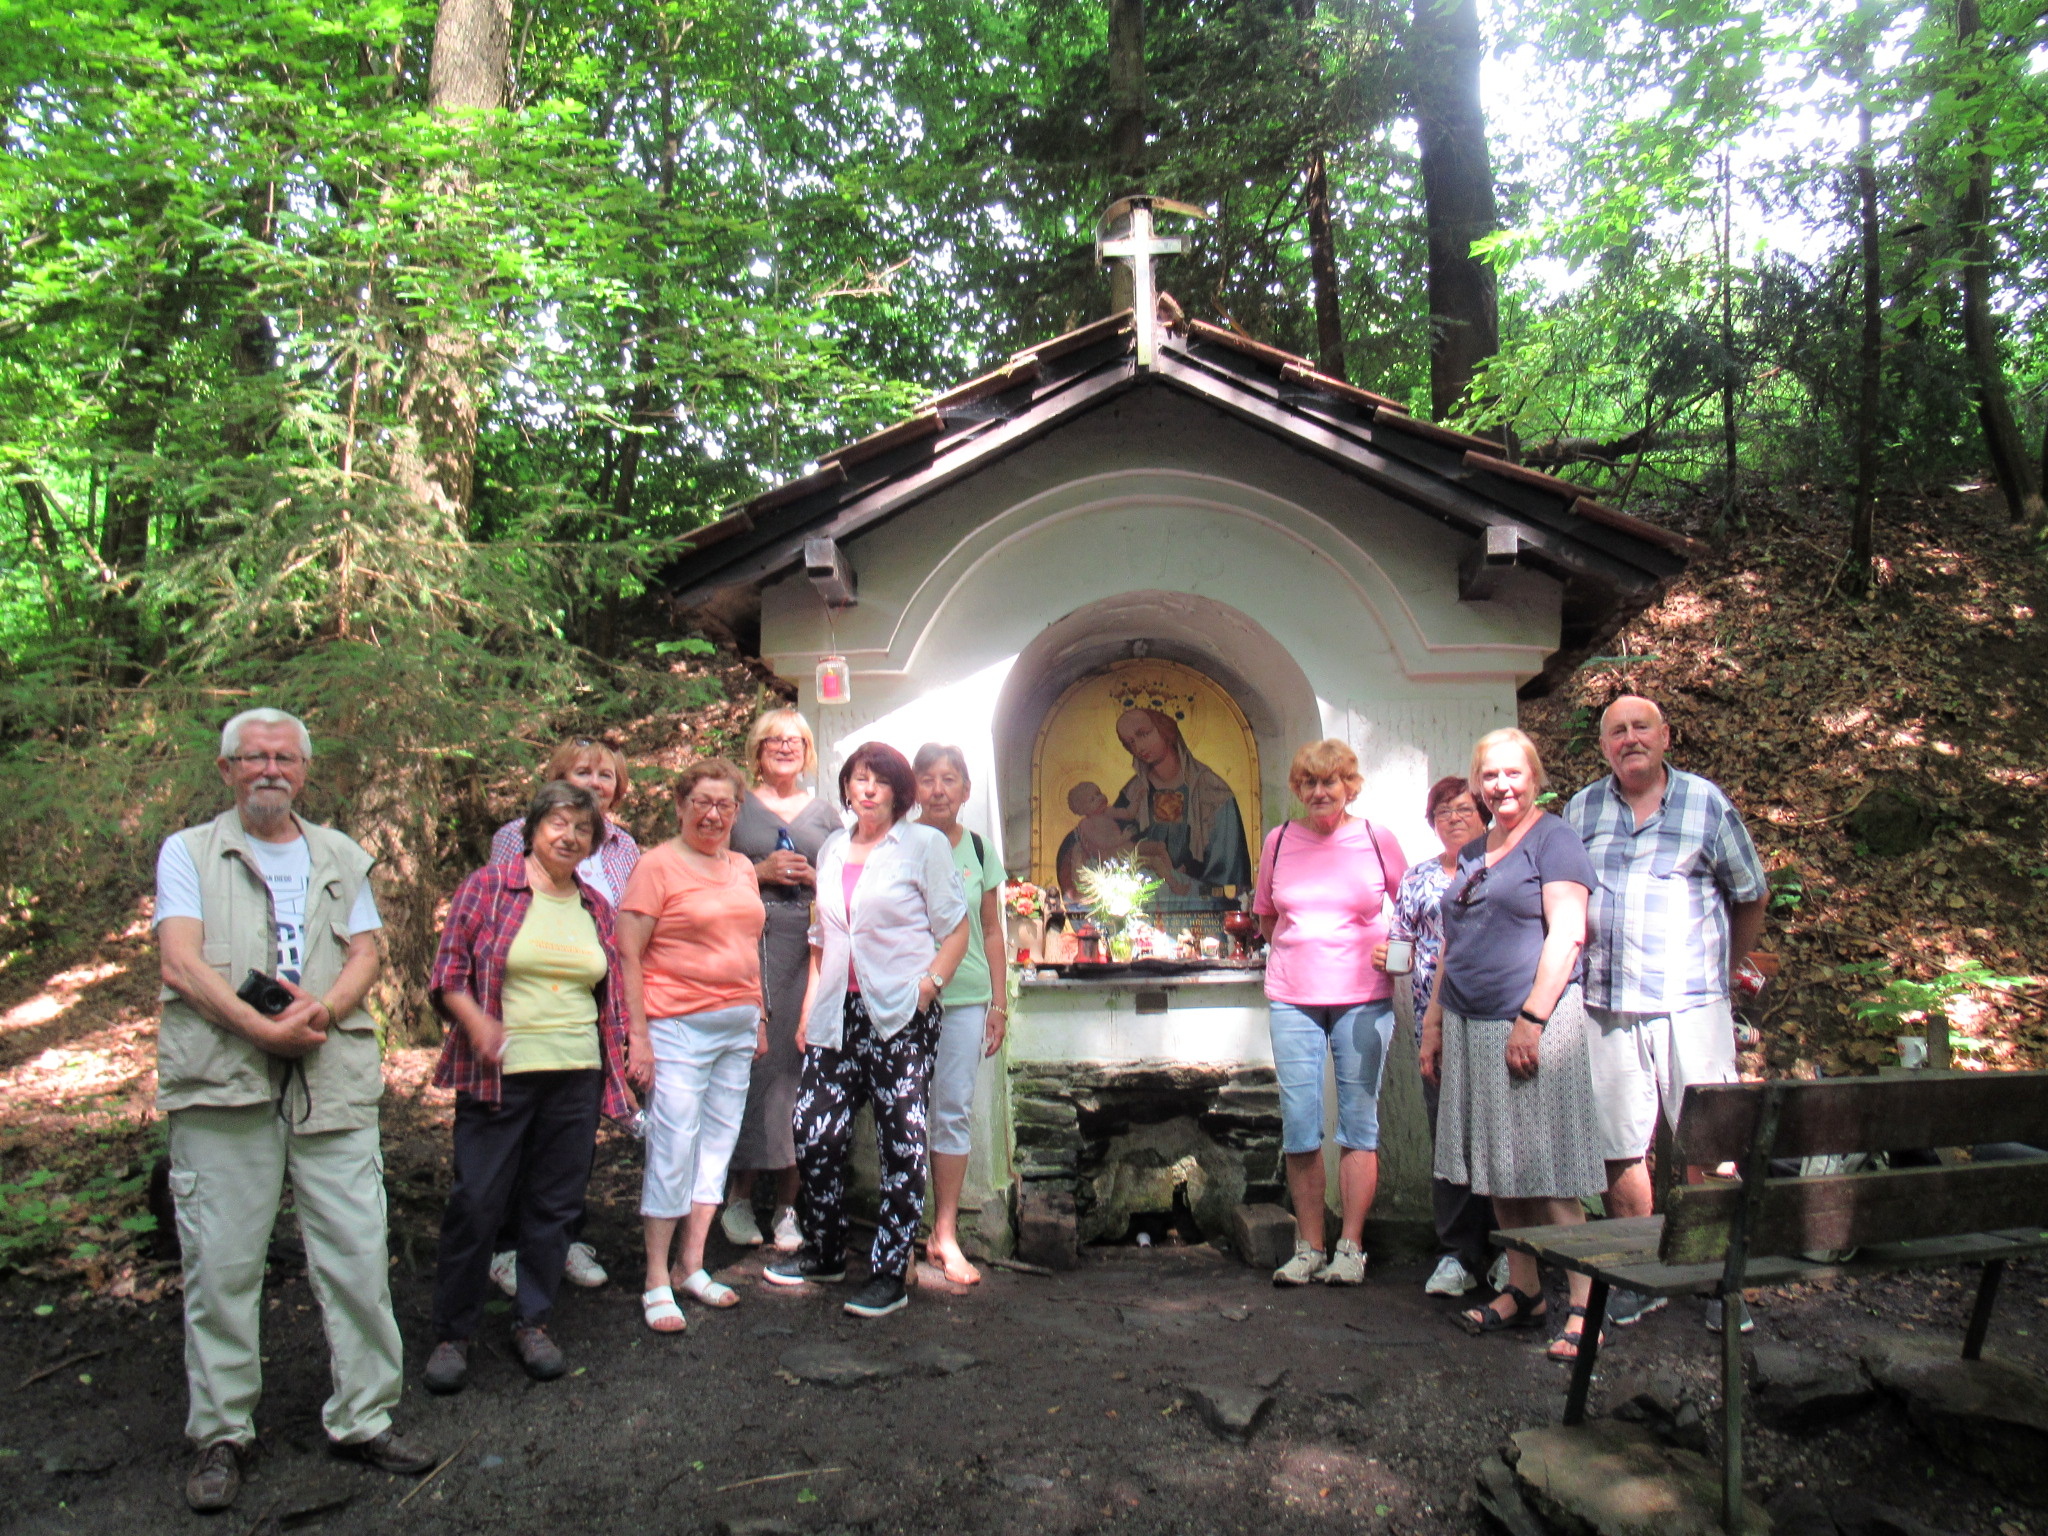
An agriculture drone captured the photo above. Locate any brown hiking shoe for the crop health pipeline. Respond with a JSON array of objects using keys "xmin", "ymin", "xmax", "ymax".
[
  {"xmin": 512, "ymin": 1323, "xmax": 567, "ymax": 1380},
  {"xmin": 330, "ymin": 1427, "xmax": 436, "ymax": 1475},
  {"xmin": 185, "ymin": 1440, "xmax": 242, "ymax": 1512}
]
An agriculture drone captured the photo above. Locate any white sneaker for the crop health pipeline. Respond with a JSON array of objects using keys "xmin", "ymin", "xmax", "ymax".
[
  {"xmin": 1272, "ymin": 1238, "xmax": 1326, "ymax": 1286},
  {"xmin": 771, "ymin": 1206, "xmax": 802, "ymax": 1253},
  {"xmin": 720, "ymin": 1203, "xmax": 765, "ymax": 1247},
  {"xmin": 489, "ymin": 1250, "xmax": 517, "ymax": 1298},
  {"xmin": 1487, "ymin": 1252, "xmax": 1511, "ymax": 1293},
  {"xmin": 1424, "ymin": 1254, "xmax": 1477, "ymax": 1296},
  {"xmin": 564, "ymin": 1241, "xmax": 607, "ymax": 1288},
  {"xmin": 1320, "ymin": 1238, "xmax": 1367, "ymax": 1285}
]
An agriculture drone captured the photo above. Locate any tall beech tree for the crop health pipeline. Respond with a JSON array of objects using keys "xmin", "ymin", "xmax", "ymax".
[{"xmin": 1410, "ymin": 0, "xmax": 1500, "ymax": 422}]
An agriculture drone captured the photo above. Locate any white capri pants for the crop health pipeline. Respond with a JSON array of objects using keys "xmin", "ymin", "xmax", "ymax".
[
  {"xmin": 641, "ymin": 1006, "xmax": 759, "ymax": 1218},
  {"xmin": 926, "ymin": 1002, "xmax": 988, "ymax": 1158}
]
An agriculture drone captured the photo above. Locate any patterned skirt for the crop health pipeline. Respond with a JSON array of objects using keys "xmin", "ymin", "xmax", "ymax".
[{"xmin": 1434, "ymin": 984, "xmax": 1606, "ymax": 1201}]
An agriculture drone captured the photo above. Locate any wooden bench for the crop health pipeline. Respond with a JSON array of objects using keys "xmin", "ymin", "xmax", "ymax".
[{"xmin": 1496, "ymin": 1071, "xmax": 2048, "ymax": 1533}]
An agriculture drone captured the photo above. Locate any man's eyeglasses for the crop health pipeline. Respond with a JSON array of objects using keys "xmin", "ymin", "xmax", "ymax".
[
  {"xmin": 1452, "ymin": 863, "xmax": 1490, "ymax": 907},
  {"xmin": 229, "ymin": 753, "xmax": 304, "ymax": 770}
]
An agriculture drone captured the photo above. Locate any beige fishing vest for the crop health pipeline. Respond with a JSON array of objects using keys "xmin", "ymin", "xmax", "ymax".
[{"xmin": 155, "ymin": 809, "xmax": 383, "ymax": 1132}]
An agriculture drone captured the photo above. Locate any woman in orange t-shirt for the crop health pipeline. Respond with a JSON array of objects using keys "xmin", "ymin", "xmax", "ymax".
[{"xmin": 617, "ymin": 759, "xmax": 767, "ymax": 1332}]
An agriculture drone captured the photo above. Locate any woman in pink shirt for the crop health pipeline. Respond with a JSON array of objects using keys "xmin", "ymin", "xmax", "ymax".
[{"xmin": 1253, "ymin": 739, "xmax": 1405, "ymax": 1287}]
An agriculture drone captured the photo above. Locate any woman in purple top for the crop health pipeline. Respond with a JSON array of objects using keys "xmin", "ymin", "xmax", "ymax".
[
  {"xmin": 1376, "ymin": 777, "xmax": 1496, "ymax": 1298},
  {"xmin": 1253, "ymin": 739, "xmax": 1406, "ymax": 1288},
  {"xmin": 1420, "ymin": 729, "xmax": 1605, "ymax": 1362}
]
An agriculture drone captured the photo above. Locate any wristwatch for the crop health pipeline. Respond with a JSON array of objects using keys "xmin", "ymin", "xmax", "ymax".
[
  {"xmin": 1517, "ymin": 1007, "xmax": 1550, "ymax": 1028},
  {"xmin": 921, "ymin": 971, "xmax": 946, "ymax": 991}
]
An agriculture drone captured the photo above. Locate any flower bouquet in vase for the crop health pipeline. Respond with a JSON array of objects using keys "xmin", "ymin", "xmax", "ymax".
[
  {"xmin": 1002, "ymin": 881, "xmax": 1049, "ymax": 964},
  {"xmin": 1074, "ymin": 855, "xmax": 1163, "ymax": 965}
]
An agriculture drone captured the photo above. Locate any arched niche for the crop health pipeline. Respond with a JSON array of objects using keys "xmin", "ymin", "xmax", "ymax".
[{"xmin": 993, "ymin": 590, "xmax": 1321, "ymax": 871}]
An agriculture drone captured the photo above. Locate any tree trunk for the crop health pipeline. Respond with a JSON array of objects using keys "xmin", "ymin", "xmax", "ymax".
[
  {"xmin": 1954, "ymin": 0, "xmax": 2046, "ymax": 532},
  {"xmin": 1108, "ymin": 0, "xmax": 1145, "ymax": 313},
  {"xmin": 1717, "ymin": 151, "xmax": 1740, "ymax": 531},
  {"xmin": 393, "ymin": 0, "xmax": 511, "ymax": 533},
  {"xmin": 1295, "ymin": 0, "xmax": 1346, "ymax": 380},
  {"xmin": 1410, "ymin": 0, "xmax": 1499, "ymax": 423},
  {"xmin": 1847, "ymin": 89, "xmax": 1882, "ymax": 596}
]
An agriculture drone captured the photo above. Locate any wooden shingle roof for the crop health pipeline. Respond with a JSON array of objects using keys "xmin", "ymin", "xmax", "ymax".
[{"xmin": 664, "ymin": 302, "xmax": 1702, "ymax": 695}]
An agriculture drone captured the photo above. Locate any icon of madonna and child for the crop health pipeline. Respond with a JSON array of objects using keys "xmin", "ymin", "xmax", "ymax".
[{"xmin": 1053, "ymin": 705, "xmax": 1252, "ymax": 912}]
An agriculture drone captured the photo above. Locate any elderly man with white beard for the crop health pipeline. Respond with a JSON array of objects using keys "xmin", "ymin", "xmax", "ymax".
[{"xmin": 154, "ymin": 708, "xmax": 433, "ymax": 1511}]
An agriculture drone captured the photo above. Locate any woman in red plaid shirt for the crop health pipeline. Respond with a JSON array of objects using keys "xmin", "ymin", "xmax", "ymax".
[{"xmin": 421, "ymin": 782, "xmax": 637, "ymax": 1393}]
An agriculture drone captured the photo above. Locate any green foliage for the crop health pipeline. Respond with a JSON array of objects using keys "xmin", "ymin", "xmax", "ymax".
[
  {"xmin": 1839, "ymin": 959, "xmax": 2033, "ymax": 1031},
  {"xmin": 0, "ymin": 1160, "xmax": 153, "ymax": 1274}
]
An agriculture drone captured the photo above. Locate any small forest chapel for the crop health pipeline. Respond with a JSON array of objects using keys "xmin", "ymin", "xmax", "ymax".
[{"xmin": 664, "ymin": 204, "xmax": 1697, "ymax": 1261}]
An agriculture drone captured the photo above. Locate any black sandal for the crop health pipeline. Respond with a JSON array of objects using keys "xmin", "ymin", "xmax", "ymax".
[
  {"xmin": 1458, "ymin": 1284, "xmax": 1546, "ymax": 1335},
  {"xmin": 1547, "ymin": 1304, "xmax": 1610, "ymax": 1362}
]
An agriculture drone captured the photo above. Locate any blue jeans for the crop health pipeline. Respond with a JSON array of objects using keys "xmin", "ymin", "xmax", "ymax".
[{"xmin": 1269, "ymin": 1000, "xmax": 1396, "ymax": 1154}]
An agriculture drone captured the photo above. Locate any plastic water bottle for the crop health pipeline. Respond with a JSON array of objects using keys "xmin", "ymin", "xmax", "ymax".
[{"xmin": 775, "ymin": 826, "xmax": 797, "ymax": 854}]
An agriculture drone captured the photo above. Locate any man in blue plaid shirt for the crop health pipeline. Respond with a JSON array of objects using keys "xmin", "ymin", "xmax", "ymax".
[{"xmin": 1566, "ymin": 696, "xmax": 1768, "ymax": 1328}]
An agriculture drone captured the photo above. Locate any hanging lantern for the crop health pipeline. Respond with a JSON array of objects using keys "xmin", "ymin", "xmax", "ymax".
[{"xmin": 815, "ymin": 654, "xmax": 851, "ymax": 705}]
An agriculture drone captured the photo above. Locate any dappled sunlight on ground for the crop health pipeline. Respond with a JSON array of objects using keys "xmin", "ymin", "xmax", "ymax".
[{"xmin": 0, "ymin": 961, "xmax": 128, "ymax": 1033}]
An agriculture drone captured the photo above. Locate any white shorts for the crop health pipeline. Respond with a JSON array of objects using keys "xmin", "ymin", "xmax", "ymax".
[{"xmin": 1585, "ymin": 1001, "xmax": 1738, "ymax": 1163}]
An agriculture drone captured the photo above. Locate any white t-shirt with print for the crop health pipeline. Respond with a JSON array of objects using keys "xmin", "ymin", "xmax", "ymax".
[{"xmin": 155, "ymin": 833, "xmax": 381, "ymax": 983}]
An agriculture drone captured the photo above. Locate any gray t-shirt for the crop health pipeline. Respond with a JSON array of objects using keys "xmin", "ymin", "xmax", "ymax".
[{"xmin": 1436, "ymin": 813, "xmax": 1596, "ymax": 1022}]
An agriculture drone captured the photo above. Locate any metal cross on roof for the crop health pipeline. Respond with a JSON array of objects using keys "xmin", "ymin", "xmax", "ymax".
[{"xmin": 1096, "ymin": 196, "xmax": 1206, "ymax": 368}]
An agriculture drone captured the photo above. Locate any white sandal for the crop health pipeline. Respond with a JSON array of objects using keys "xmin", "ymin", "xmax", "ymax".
[
  {"xmin": 677, "ymin": 1268, "xmax": 740, "ymax": 1308},
  {"xmin": 640, "ymin": 1285, "xmax": 686, "ymax": 1333}
]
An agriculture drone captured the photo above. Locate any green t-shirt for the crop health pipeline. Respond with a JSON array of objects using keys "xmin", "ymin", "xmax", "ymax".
[{"xmin": 941, "ymin": 830, "xmax": 1005, "ymax": 1007}]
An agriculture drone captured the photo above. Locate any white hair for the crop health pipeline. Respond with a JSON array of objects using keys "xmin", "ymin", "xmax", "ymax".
[{"xmin": 220, "ymin": 708, "xmax": 313, "ymax": 761}]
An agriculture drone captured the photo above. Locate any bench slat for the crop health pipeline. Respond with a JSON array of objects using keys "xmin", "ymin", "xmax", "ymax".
[
  {"xmin": 1674, "ymin": 1073, "xmax": 2048, "ymax": 1164},
  {"xmin": 1497, "ymin": 1218, "xmax": 2048, "ymax": 1297},
  {"xmin": 1660, "ymin": 1158, "xmax": 2048, "ymax": 1265}
]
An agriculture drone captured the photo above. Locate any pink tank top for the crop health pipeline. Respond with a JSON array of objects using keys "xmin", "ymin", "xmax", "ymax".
[{"xmin": 842, "ymin": 861, "xmax": 863, "ymax": 992}]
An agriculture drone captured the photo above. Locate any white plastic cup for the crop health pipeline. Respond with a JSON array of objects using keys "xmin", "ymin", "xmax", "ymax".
[{"xmin": 1383, "ymin": 939, "xmax": 1415, "ymax": 975}]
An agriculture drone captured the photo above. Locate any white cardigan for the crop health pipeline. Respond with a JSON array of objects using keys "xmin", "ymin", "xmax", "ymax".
[{"xmin": 805, "ymin": 819, "xmax": 968, "ymax": 1048}]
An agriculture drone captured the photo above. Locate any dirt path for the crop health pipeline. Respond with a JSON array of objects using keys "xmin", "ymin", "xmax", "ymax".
[{"xmin": 2, "ymin": 1216, "xmax": 2040, "ymax": 1535}]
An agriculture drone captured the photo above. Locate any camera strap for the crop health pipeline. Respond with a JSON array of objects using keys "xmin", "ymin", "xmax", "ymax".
[{"xmin": 275, "ymin": 1056, "xmax": 312, "ymax": 1128}]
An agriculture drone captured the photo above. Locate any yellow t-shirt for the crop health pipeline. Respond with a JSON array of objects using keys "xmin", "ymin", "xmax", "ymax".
[{"xmin": 500, "ymin": 891, "xmax": 606, "ymax": 1074}]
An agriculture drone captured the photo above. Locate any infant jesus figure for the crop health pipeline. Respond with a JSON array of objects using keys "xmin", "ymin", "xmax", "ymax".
[{"xmin": 1067, "ymin": 781, "xmax": 1136, "ymax": 864}]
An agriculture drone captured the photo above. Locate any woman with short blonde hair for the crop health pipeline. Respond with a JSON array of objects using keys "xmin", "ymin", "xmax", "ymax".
[
  {"xmin": 723, "ymin": 707, "xmax": 840, "ymax": 1252},
  {"xmin": 1423, "ymin": 729, "xmax": 1604, "ymax": 1361},
  {"xmin": 1253, "ymin": 737, "xmax": 1407, "ymax": 1288},
  {"xmin": 1468, "ymin": 728, "xmax": 1548, "ymax": 792},
  {"xmin": 1288, "ymin": 738, "xmax": 1365, "ymax": 799},
  {"xmin": 744, "ymin": 709, "xmax": 818, "ymax": 778}
]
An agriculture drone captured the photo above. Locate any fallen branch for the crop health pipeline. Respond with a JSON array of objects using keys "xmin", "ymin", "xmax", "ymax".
[
  {"xmin": 985, "ymin": 1255, "xmax": 1055, "ymax": 1278},
  {"xmin": 396, "ymin": 1429, "xmax": 479, "ymax": 1509},
  {"xmin": 17, "ymin": 1348, "xmax": 104, "ymax": 1390},
  {"xmin": 714, "ymin": 1466, "xmax": 845, "ymax": 1493}
]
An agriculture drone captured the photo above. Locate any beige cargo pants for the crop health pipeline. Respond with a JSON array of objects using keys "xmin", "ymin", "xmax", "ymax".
[{"xmin": 168, "ymin": 1104, "xmax": 404, "ymax": 1448}]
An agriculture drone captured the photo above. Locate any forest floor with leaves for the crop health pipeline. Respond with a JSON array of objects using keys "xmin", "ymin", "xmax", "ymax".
[
  {"xmin": 1523, "ymin": 479, "xmax": 2048, "ymax": 1077},
  {"xmin": 0, "ymin": 483, "xmax": 2044, "ymax": 1533}
]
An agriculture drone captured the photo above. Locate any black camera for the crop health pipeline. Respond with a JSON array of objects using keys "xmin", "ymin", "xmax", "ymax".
[{"xmin": 236, "ymin": 969, "xmax": 294, "ymax": 1017}]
